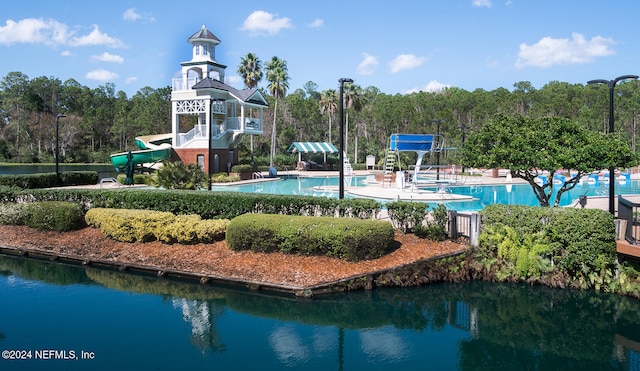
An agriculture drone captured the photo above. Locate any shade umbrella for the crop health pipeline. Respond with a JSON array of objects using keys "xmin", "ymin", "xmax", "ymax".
[{"xmin": 124, "ymin": 151, "xmax": 134, "ymax": 185}]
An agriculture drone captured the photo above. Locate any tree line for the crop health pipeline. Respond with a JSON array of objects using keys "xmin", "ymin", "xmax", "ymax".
[{"xmin": 1, "ymin": 65, "xmax": 639, "ymax": 167}]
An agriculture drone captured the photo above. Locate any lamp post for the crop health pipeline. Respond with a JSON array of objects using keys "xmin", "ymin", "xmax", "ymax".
[
  {"xmin": 432, "ymin": 119, "xmax": 444, "ymax": 180},
  {"xmin": 55, "ymin": 112, "xmax": 66, "ymax": 184},
  {"xmin": 587, "ymin": 74, "xmax": 639, "ymax": 215},
  {"xmin": 339, "ymin": 78, "xmax": 353, "ymax": 199}
]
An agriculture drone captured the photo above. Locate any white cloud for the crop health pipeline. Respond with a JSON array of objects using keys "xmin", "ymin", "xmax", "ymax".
[
  {"xmin": 61, "ymin": 50, "xmax": 71, "ymax": 56},
  {"xmin": 91, "ymin": 52, "xmax": 124, "ymax": 63},
  {"xmin": 307, "ymin": 19, "xmax": 324, "ymax": 28},
  {"xmin": 404, "ymin": 80, "xmax": 451, "ymax": 94},
  {"xmin": 69, "ymin": 25, "xmax": 125, "ymax": 48},
  {"xmin": 240, "ymin": 11, "xmax": 292, "ymax": 36},
  {"xmin": 123, "ymin": 8, "xmax": 156, "ymax": 23},
  {"xmin": 125, "ymin": 76, "xmax": 137, "ymax": 84},
  {"xmin": 389, "ymin": 54, "xmax": 426, "ymax": 73},
  {"xmin": 225, "ymin": 75, "xmax": 242, "ymax": 86},
  {"xmin": 516, "ymin": 32, "xmax": 614, "ymax": 68},
  {"xmin": 357, "ymin": 53, "xmax": 378, "ymax": 75},
  {"xmin": 85, "ymin": 69, "xmax": 118, "ymax": 81},
  {"xmin": 0, "ymin": 18, "xmax": 70, "ymax": 46},
  {"xmin": 472, "ymin": 0, "xmax": 492, "ymax": 7}
]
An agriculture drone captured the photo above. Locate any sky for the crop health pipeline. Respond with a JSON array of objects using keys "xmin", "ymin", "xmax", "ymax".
[{"xmin": 1, "ymin": 0, "xmax": 638, "ymax": 98}]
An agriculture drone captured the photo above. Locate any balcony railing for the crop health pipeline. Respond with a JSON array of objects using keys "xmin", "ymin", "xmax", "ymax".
[
  {"xmin": 172, "ymin": 77, "xmax": 200, "ymax": 91},
  {"xmin": 618, "ymin": 195, "xmax": 640, "ymax": 244},
  {"xmin": 175, "ymin": 118, "xmax": 263, "ymax": 147}
]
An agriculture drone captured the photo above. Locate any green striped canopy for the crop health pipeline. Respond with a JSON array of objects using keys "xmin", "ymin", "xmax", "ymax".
[{"xmin": 287, "ymin": 142, "xmax": 338, "ymax": 154}]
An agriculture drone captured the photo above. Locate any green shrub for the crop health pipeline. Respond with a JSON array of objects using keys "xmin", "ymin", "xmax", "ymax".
[
  {"xmin": 226, "ymin": 213, "xmax": 395, "ymax": 261},
  {"xmin": 386, "ymin": 201, "xmax": 428, "ymax": 233},
  {"xmin": 211, "ymin": 173, "xmax": 240, "ymax": 183},
  {"xmin": 20, "ymin": 188, "xmax": 382, "ymax": 220},
  {"xmin": 0, "ymin": 171, "xmax": 98, "ymax": 189},
  {"xmin": 0, "ymin": 203, "xmax": 27, "ymax": 225},
  {"xmin": 415, "ymin": 204, "xmax": 448, "ymax": 241},
  {"xmin": 116, "ymin": 173, "xmax": 149, "ymax": 185},
  {"xmin": 230, "ymin": 164, "xmax": 254, "ymax": 173},
  {"xmin": 22, "ymin": 201, "xmax": 85, "ymax": 231},
  {"xmin": 85, "ymin": 208, "xmax": 229, "ymax": 244},
  {"xmin": 86, "ymin": 208, "xmax": 175, "ymax": 242},
  {"xmin": 479, "ymin": 204, "xmax": 616, "ymax": 288}
]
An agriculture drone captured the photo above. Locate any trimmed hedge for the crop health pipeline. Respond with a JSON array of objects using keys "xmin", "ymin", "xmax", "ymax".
[
  {"xmin": 85, "ymin": 208, "xmax": 229, "ymax": 244},
  {"xmin": 0, "ymin": 171, "xmax": 99, "ymax": 189},
  {"xmin": 226, "ymin": 213, "xmax": 396, "ymax": 261},
  {"xmin": 7, "ymin": 188, "xmax": 381, "ymax": 220},
  {"xmin": 0, "ymin": 201, "xmax": 85, "ymax": 231}
]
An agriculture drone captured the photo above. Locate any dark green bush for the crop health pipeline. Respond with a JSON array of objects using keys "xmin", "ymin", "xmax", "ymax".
[
  {"xmin": 414, "ymin": 204, "xmax": 448, "ymax": 241},
  {"xmin": 226, "ymin": 213, "xmax": 396, "ymax": 261},
  {"xmin": 231, "ymin": 164, "xmax": 254, "ymax": 173},
  {"xmin": 0, "ymin": 171, "xmax": 98, "ymax": 189},
  {"xmin": 22, "ymin": 201, "xmax": 85, "ymax": 231},
  {"xmin": 386, "ymin": 201, "xmax": 428, "ymax": 233},
  {"xmin": 21, "ymin": 188, "xmax": 382, "ymax": 220},
  {"xmin": 479, "ymin": 204, "xmax": 616, "ymax": 288}
]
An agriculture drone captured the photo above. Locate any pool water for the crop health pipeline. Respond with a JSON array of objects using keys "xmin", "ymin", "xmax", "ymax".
[{"xmin": 211, "ymin": 175, "xmax": 639, "ymax": 212}]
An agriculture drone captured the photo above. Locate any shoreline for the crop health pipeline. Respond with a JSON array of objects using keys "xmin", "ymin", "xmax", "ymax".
[{"xmin": 0, "ymin": 225, "xmax": 468, "ymax": 298}]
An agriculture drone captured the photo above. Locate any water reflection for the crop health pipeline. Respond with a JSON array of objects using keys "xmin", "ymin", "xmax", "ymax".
[{"xmin": 1, "ymin": 255, "xmax": 639, "ymax": 370}]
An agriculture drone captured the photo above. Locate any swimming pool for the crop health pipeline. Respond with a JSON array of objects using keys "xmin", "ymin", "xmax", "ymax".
[{"xmin": 210, "ymin": 175, "xmax": 640, "ymax": 212}]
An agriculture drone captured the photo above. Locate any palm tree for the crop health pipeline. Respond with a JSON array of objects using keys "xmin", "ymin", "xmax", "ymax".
[
  {"xmin": 342, "ymin": 82, "xmax": 359, "ymax": 160},
  {"xmin": 265, "ymin": 56, "xmax": 289, "ymax": 167},
  {"xmin": 237, "ymin": 53, "xmax": 263, "ymax": 164},
  {"xmin": 319, "ymin": 89, "xmax": 338, "ymax": 143},
  {"xmin": 348, "ymin": 85, "xmax": 365, "ymax": 163},
  {"xmin": 237, "ymin": 52, "xmax": 263, "ymax": 89}
]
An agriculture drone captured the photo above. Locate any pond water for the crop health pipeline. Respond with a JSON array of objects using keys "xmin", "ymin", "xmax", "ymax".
[{"xmin": 1, "ymin": 255, "xmax": 639, "ymax": 370}]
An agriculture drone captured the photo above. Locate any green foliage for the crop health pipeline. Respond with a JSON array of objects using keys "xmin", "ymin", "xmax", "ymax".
[
  {"xmin": 21, "ymin": 201, "xmax": 85, "ymax": 231},
  {"xmin": 116, "ymin": 173, "xmax": 149, "ymax": 185},
  {"xmin": 386, "ymin": 201, "xmax": 428, "ymax": 233},
  {"xmin": 481, "ymin": 225, "xmax": 552, "ymax": 279},
  {"xmin": 150, "ymin": 161, "xmax": 208, "ymax": 190},
  {"xmin": 230, "ymin": 164, "xmax": 254, "ymax": 173},
  {"xmin": 479, "ymin": 204, "xmax": 616, "ymax": 288},
  {"xmin": 0, "ymin": 202, "xmax": 27, "ymax": 225},
  {"xmin": 85, "ymin": 208, "xmax": 229, "ymax": 244},
  {"xmin": 20, "ymin": 188, "xmax": 381, "ymax": 220},
  {"xmin": 415, "ymin": 204, "xmax": 448, "ymax": 241},
  {"xmin": 0, "ymin": 171, "xmax": 98, "ymax": 189},
  {"xmin": 462, "ymin": 114, "xmax": 638, "ymax": 206},
  {"xmin": 226, "ymin": 213, "xmax": 395, "ymax": 261},
  {"xmin": 211, "ymin": 173, "xmax": 240, "ymax": 183}
]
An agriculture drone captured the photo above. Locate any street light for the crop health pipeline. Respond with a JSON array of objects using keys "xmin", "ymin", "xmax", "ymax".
[
  {"xmin": 55, "ymin": 112, "xmax": 66, "ymax": 184},
  {"xmin": 432, "ymin": 119, "xmax": 444, "ymax": 180},
  {"xmin": 339, "ymin": 78, "xmax": 353, "ymax": 199},
  {"xmin": 587, "ymin": 74, "xmax": 639, "ymax": 215}
]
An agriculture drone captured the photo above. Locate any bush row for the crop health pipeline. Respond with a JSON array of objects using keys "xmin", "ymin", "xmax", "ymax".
[
  {"xmin": 3, "ymin": 188, "xmax": 381, "ymax": 220},
  {"xmin": 85, "ymin": 208, "xmax": 229, "ymax": 244},
  {"xmin": 0, "ymin": 171, "xmax": 99, "ymax": 189},
  {"xmin": 0, "ymin": 201, "xmax": 85, "ymax": 231},
  {"xmin": 226, "ymin": 213, "xmax": 396, "ymax": 261},
  {"xmin": 479, "ymin": 204, "xmax": 616, "ymax": 288}
]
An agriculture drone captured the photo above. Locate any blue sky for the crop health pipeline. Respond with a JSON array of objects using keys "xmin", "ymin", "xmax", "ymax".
[{"xmin": 1, "ymin": 0, "xmax": 638, "ymax": 97}]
